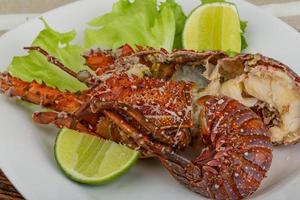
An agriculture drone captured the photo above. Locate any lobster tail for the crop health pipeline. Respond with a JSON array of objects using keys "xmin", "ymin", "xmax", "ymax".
[{"xmin": 191, "ymin": 96, "xmax": 272, "ymax": 199}]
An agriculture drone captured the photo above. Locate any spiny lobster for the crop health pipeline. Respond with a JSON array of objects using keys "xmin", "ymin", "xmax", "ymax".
[{"xmin": 4, "ymin": 44, "xmax": 300, "ymax": 199}]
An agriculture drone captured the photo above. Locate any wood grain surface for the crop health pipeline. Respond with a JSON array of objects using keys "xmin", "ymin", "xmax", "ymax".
[
  {"xmin": 1, "ymin": 0, "xmax": 300, "ymax": 199},
  {"xmin": 0, "ymin": 170, "xmax": 24, "ymax": 200}
]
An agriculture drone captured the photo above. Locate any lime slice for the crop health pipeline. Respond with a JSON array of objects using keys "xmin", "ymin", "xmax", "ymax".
[
  {"xmin": 183, "ymin": 2, "xmax": 242, "ymax": 52},
  {"xmin": 55, "ymin": 128, "xmax": 139, "ymax": 184}
]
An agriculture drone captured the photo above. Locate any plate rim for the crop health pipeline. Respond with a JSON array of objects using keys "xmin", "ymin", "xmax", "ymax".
[{"xmin": 1, "ymin": 0, "xmax": 300, "ymax": 200}]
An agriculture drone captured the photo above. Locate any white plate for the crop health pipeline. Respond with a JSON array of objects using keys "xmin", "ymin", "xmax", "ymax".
[{"xmin": 0, "ymin": 0, "xmax": 300, "ymax": 199}]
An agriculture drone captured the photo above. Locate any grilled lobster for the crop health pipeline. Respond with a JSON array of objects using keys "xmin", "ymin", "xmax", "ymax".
[
  {"xmin": 1, "ymin": 45, "xmax": 294, "ymax": 199},
  {"xmin": 85, "ymin": 45, "xmax": 300, "ymax": 145}
]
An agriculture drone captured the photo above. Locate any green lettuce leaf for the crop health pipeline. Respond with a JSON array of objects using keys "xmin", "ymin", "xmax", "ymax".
[
  {"xmin": 160, "ymin": 0, "xmax": 187, "ymax": 49},
  {"xmin": 240, "ymin": 20, "xmax": 248, "ymax": 50},
  {"xmin": 84, "ymin": 0, "xmax": 186, "ymax": 51},
  {"xmin": 7, "ymin": 18, "xmax": 88, "ymax": 92},
  {"xmin": 150, "ymin": 2, "xmax": 176, "ymax": 52}
]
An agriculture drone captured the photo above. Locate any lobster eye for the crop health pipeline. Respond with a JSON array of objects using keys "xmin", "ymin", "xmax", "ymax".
[{"xmin": 77, "ymin": 70, "xmax": 92, "ymax": 82}]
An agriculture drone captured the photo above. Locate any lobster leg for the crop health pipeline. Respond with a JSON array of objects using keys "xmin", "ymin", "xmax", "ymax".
[
  {"xmin": 32, "ymin": 110, "xmax": 142, "ymax": 151},
  {"xmin": 95, "ymin": 106, "xmax": 208, "ymax": 195},
  {"xmin": 32, "ymin": 111, "xmax": 94, "ymax": 135},
  {"xmin": 102, "ymin": 110, "xmax": 173, "ymax": 155},
  {"xmin": 88, "ymin": 100, "xmax": 191, "ymax": 149},
  {"xmin": 101, "ymin": 109, "xmax": 205, "ymax": 192}
]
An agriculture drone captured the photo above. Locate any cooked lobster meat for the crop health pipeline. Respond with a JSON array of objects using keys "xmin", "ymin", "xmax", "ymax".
[
  {"xmin": 0, "ymin": 45, "xmax": 277, "ymax": 199},
  {"xmin": 199, "ymin": 54, "xmax": 300, "ymax": 145},
  {"xmin": 84, "ymin": 46, "xmax": 300, "ymax": 144}
]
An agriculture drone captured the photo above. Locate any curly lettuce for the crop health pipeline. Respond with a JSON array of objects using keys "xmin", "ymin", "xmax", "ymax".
[
  {"xmin": 240, "ymin": 20, "xmax": 248, "ymax": 50},
  {"xmin": 7, "ymin": 18, "xmax": 88, "ymax": 92},
  {"xmin": 84, "ymin": 0, "xmax": 186, "ymax": 51}
]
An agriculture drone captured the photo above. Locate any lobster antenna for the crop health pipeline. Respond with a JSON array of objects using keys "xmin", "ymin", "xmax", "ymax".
[{"xmin": 24, "ymin": 46, "xmax": 96, "ymax": 86}]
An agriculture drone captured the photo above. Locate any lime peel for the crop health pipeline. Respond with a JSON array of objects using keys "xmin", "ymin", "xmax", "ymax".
[{"xmin": 55, "ymin": 128, "xmax": 139, "ymax": 184}]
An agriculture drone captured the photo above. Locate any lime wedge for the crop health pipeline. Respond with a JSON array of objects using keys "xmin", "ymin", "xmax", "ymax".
[
  {"xmin": 55, "ymin": 128, "xmax": 139, "ymax": 184},
  {"xmin": 183, "ymin": 2, "xmax": 242, "ymax": 52}
]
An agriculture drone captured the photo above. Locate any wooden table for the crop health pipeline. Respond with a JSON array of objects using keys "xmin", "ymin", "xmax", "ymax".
[
  {"xmin": 0, "ymin": 171, "xmax": 24, "ymax": 200},
  {"xmin": 0, "ymin": 0, "xmax": 299, "ymax": 199}
]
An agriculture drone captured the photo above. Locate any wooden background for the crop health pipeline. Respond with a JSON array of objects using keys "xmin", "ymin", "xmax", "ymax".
[{"xmin": 0, "ymin": 0, "xmax": 299, "ymax": 199}]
